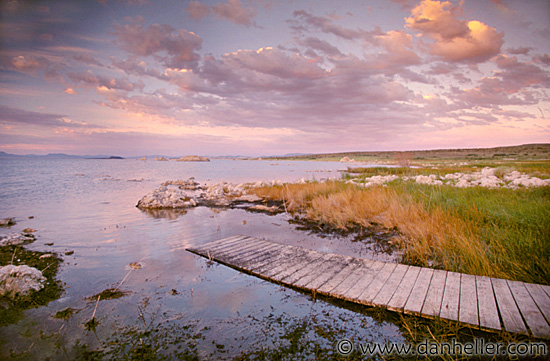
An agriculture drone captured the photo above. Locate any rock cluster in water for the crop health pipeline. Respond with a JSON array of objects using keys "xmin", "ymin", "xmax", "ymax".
[
  {"xmin": 136, "ymin": 178, "xmax": 283, "ymax": 210},
  {"xmin": 176, "ymin": 155, "xmax": 210, "ymax": 162},
  {"xmin": 0, "ymin": 232, "xmax": 36, "ymax": 246},
  {"xmin": 0, "ymin": 265, "xmax": 46, "ymax": 300},
  {"xmin": 346, "ymin": 167, "xmax": 550, "ymax": 189},
  {"xmin": 0, "ymin": 218, "xmax": 16, "ymax": 227}
]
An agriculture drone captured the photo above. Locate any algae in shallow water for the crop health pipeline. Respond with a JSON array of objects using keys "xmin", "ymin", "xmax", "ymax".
[{"xmin": 0, "ymin": 245, "xmax": 63, "ymax": 326}]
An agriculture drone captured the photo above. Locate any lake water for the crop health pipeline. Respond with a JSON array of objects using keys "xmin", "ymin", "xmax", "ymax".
[{"xmin": 0, "ymin": 158, "xmax": 406, "ymax": 359}]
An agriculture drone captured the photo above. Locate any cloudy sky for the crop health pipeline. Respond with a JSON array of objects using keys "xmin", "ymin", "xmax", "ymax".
[{"xmin": 1, "ymin": 0, "xmax": 549, "ymax": 156}]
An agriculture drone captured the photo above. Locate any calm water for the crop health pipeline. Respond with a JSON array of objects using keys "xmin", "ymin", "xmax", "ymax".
[{"xmin": 0, "ymin": 158, "xmax": 406, "ymax": 359}]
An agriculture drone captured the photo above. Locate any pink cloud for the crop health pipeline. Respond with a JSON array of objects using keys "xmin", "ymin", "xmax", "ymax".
[
  {"xmin": 68, "ymin": 70, "xmax": 145, "ymax": 91},
  {"xmin": 455, "ymin": 55, "xmax": 550, "ymax": 108},
  {"xmin": 296, "ymin": 37, "xmax": 342, "ymax": 57},
  {"xmin": 113, "ymin": 16, "xmax": 202, "ymax": 69},
  {"xmin": 406, "ymin": 0, "xmax": 503, "ymax": 63},
  {"xmin": 507, "ymin": 46, "xmax": 532, "ymax": 55},
  {"xmin": 289, "ymin": 10, "xmax": 373, "ymax": 41},
  {"xmin": 212, "ymin": 0, "xmax": 256, "ymax": 27},
  {"xmin": 186, "ymin": 1, "xmax": 209, "ymax": 20},
  {"xmin": 533, "ymin": 53, "xmax": 550, "ymax": 65}
]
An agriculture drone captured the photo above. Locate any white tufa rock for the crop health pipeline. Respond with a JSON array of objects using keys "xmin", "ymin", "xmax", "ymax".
[
  {"xmin": 0, "ymin": 265, "xmax": 46, "ymax": 300},
  {"xmin": 136, "ymin": 186, "xmax": 197, "ymax": 209},
  {"xmin": 347, "ymin": 167, "xmax": 549, "ymax": 189},
  {"xmin": 415, "ymin": 175, "xmax": 443, "ymax": 186},
  {"xmin": 0, "ymin": 232, "xmax": 35, "ymax": 246}
]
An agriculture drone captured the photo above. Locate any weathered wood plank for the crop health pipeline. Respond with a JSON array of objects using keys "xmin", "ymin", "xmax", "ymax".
[
  {"xmin": 356, "ymin": 262, "xmax": 398, "ymax": 305},
  {"xmin": 421, "ymin": 270, "xmax": 447, "ymax": 318},
  {"xmin": 263, "ymin": 250, "xmax": 324, "ymax": 281},
  {"xmin": 247, "ymin": 246, "xmax": 304, "ymax": 273},
  {"xmin": 220, "ymin": 240, "xmax": 274, "ymax": 260},
  {"xmin": 371, "ymin": 264, "xmax": 409, "ymax": 306},
  {"xmin": 525, "ymin": 283, "xmax": 550, "ymax": 325},
  {"xmin": 404, "ymin": 267, "xmax": 434, "ymax": 315},
  {"xmin": 226, "ymin": 244, "xmax": 284, "ymax": 269},
  {"xmin": 459, "ymin": 274, "xmax": 479, "ymax": 327},
  {"xmin": 328, "ymin": 259, "xmax": 375, "ymax": 298},
  {"xmin": 508, "ymin": 280, "xmax": 550, "ymax": 339},
  {"xmin": 342, "ymin": 261, "xmax": 386, "ymax": 301},
  {"xmin": 492, "ymin": 278, "xmax": 527, "ymax": 335},
  {"xmin": 187, "ymin": 236, "xmax": 550, "ymax": 337},
  {"xmin": 252, "ymin": 247, "xmax": 310, "ymax": 275},
  {"xmin": 387, "ymin": 266, "xmax": 421, "ymax": 312},
  {"xmin": 316, "ymin": 260, "xmax": 364, "ymax": 294},
  {"xmin": 476, "ymin": 276, "xmax": 501, "ymax": 331},
  {"xmin": 439, "ymin": 272, "xmax": 461, "ymax": 322},
  {"xmin": 200, "ymin": 236, "xmax": 256, "ymax": 256},
  {"xmin": 280, "ymin": 253, "xmax": 336, "ymax": 284},
  {"xmin": 294, "ymin": 255, "xmax": 350, "ymax": 289},
  {"xmin": 190, "ymin": 235, "xmax": 249, "ymax": 253},
  {"xmin": 299, "ymin": 261, "xmax": 349, "ymax": 291}
]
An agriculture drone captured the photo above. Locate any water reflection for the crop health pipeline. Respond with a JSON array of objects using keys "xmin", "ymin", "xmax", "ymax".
[
  {"xmin": 138, "ymin": 207, "xmax": 188, "ymax": 220},
  {"xmin": 0, "ymin": 158, "xmax": 414, "ymax": 359}
]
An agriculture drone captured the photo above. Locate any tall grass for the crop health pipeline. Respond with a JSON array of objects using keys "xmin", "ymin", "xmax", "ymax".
[{"xmin": 251, "ymin": 181, "xmax": 550, "ymax": 284}]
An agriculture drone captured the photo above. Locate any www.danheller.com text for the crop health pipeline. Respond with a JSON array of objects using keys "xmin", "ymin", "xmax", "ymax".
[{"xmin": 336, "ymin": 338, "xmax": 548, "ymax": 357}]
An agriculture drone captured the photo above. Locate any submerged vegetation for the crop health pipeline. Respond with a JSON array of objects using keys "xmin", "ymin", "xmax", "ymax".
[
  {"xmin": 251, "ymin": 163, "xmax": 550, "ymax": 285},
  {"xmin": 0, "ymin": 244, "xmax": 64, "ymax": 326}
]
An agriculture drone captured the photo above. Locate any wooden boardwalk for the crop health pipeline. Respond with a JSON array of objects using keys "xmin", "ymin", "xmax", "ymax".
[{"xmin": 187, "ymin": 235, "xmax": 550, "ymax": 339}]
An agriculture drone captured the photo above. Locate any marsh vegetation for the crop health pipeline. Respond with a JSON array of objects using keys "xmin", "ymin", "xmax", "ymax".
[{"xmin": 251, "ymin": 161, "xmax": 550, "ymax": 285}]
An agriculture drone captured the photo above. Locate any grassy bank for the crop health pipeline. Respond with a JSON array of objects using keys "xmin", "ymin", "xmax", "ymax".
[
  {"xmin": 346, "ymin": 160, "xmax": 550, "ymax": 179},
  {"xmin": 251, "ymin": 181, "xmax": 550, "ymax": 285}
]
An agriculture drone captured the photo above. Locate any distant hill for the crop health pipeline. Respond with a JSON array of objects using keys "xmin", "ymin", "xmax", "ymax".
[
  {"xmin": 264, "ymin": 144, "xmax": 550, "ymax": 161},
  {"xmin": 0, "ymin": 152, "xmax": 123, "ymax": 159}
]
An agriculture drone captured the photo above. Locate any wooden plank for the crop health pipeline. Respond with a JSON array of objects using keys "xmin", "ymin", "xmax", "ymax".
[
  {"xmin": 492, "ymin": 278, "xmax": 527, "ymax": 335},
  {"xmin": 219, "ymin": 240, "xmax": 274, "ymax": 261},
  {"xmin": 508, "ymin": 280, "xmax": 550, "ymax": 339},
  {"xmin": 263, "ymin": 250, "xmax": 324, "ymax": 281},
  {"xmin": 439, "ymin": 272, "xmax": 461, "ymax": 322},
  {"xmin": 525, "ymin": 283, "xmax": 550, "ymax": 325},
  {"xmin": 421, "ymin": 270, "xmax": 447, "ymax": 318},
  {"xmin": 190, "ymin": 234, "xmax": 245, "ymax": 250},
  {"xmin": 294, "ymin": 255, "xmax": 350, "ymax": 289},
  {"xmin": 227, "ymin": 244, "xmax": 284, "ymax": 269},
  {"xmin": 247, "ymin": 246, "xmax": 305, "ymax": 273},
  {"xmin": 387, "ymin": 266, "xmax": 421, "ymax": 312},
  {"xmin": 356, "ymin": 262, "xmax": 398, "ymax": 305},
  {"xmin": 252, "ymin": 247, "xmax": 310, "ymax": 275},
  {"xmin": 476, "ymin": 276, "xmax": 501, "ymax": 331},
  {"xmin": 316, "ymin": 260, "xmax": 363, "ymax": 294},
  {"xmin": 200, "ymin": 236, "xmax": 256, "ymax": 256},
  {"xmin": 280, "ymin": 253, "xmax": 335, "ymax": 284},
  {"xmin": 459, "ymin": 274, "xmax": 479, "ymax": 327},
  {"xmin": 328, "ymin": 259, "xmax": 375, "ymax": 298},
  {"xmin": 234, "ymin": 243, "xmax": 284, "ymax": 263},
  {"xmin": 371, "ymin": 264, "xmax": 409, "ymax": 306},
  {"xmin": 342, "ymin": 261, "xmax": 385, "ymax": 301},
  {"xmin": 404, "ymin": 267, "xmax": 434, "ymax": 315},
  {"xmin": 188, "ymin": 236, "xmax": 550, "ymax": 338},
  {"xmin": 191, "ymin": 235, "xmax": 249, "ymax": 253}
]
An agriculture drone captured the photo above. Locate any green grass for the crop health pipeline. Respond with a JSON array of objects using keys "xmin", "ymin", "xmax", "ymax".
[
  {"xmin": 346, "ymin": 160, "xmax": 550, "ymax": 180},
  {"xmin": 390, "ymin": 182, "xmax": 550, "ymax": 284},
  {"xmin": 251, "ymin": 180, "xmax": 550, "ymax": 285}
]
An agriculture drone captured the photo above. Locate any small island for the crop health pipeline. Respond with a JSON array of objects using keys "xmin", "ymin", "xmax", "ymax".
[{"xmin": 175, "ymin": 155, "xmax": 210, "ymax": 162}]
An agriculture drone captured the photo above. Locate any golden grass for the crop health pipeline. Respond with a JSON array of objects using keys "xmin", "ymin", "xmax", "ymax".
[{"xmin": 250, "ymin": 181, "xmax": 549, "ymax": 284}]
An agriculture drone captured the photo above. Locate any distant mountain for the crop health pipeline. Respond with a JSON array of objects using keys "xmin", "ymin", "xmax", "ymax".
[
  {"xmin": 45, "ymin": 153, "xmax": 83, "ymax": 159},
  {"xmin": 0, "ymin": 152, "xmax": 123, "ymax": 159}
]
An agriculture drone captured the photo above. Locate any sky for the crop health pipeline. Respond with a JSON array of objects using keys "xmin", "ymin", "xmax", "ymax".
[{"xmin": 1, "ymin": 0, "xmax": 549, "ymax": 157}]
